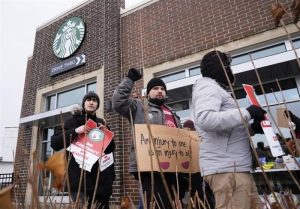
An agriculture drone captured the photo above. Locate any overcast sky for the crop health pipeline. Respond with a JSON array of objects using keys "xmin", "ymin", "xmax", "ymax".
[{"xmin": 0, "ymin": 0, "xmax": 142, "ymax": 139}]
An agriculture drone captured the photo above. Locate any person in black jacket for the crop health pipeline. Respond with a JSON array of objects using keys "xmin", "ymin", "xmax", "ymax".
[{"xmin": 51, "ymin": 91, "xmax": 115, "ymax": 209}]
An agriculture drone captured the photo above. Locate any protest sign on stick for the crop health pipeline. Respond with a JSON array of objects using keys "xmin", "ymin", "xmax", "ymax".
[
  {"xmin": 67, "ymin": 119, "xmax": 114, "ymax": 171},
  {"xmin": 134, "ymin": 124, "xmax": 200, "ymax": 173},
  {"xmin": 243, "ymin": 84, "xmax": 285, "ymax": 157}
]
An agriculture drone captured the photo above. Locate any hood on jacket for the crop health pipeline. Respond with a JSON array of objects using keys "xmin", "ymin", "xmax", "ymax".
[
  {"xmin": 200, "ymin": 50, "xmax": 235, "ymax": 87},
  {"xmin": 71, "ymin": 106, "xmax": 84, "ymax": 115}
]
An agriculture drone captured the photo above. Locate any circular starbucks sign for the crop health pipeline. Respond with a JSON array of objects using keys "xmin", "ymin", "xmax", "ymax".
[{"xmin": 53, "ymin": 16, "xmax": 85, "ymax": 59}]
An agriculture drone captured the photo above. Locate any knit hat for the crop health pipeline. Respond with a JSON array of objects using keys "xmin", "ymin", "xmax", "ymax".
[
  {"xmin": 82, "ymin": 91, "xmax": 100, "ymax": 110},
  {"xmin": 200, "ymin": 50, "xmax": 234, "ymax": 86},
  {"xmin": 146, "ymin": 78, "xmax": 167, "ymax": 95},
  {"xmin": 183, "ymin": 120, "xmax": 195, "ymax": 131}
]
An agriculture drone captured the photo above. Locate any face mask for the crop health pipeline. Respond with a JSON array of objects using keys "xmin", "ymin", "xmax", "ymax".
[
  {"xmin": 201, "ymin": 51, "xmax": 235, "ymax": 87},
  {"xmin": 213, "ymin": 65, "xmax": 235, "ymax": 87},
  {"xmin": 223, "ymin": 66, "xmax": 235, "ymax": 86}
]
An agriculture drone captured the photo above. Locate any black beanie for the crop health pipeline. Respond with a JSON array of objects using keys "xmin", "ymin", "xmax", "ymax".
[
  {"xmin": 146, "ymin": 78, "xmax": 167, "ymax": 95},
  {"xmin": 82, "ymin": 91, "xmax": 100, "ymax": 110},
  {"xmin": 200, "ymin": 50, "xmax": 234, "ymax": 86}
]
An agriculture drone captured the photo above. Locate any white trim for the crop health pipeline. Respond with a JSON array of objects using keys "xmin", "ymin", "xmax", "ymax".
[
  {"xmin": 19, "ymin": 104, "xmax": 80, "ymax": 125},
  {"xmin": 232, "ymin": 49, "xmax": 300, "ymax": 74},
  {"xmin": 33, "ymin": 67, "xmax": 104, "ymax": 117},
  {"xmin": 37, "ymin": 0, "xmax": 93, "ymax": 31},
  {"xmin": 285, "ymin": 40, "xmax": 293, "ymax": 51},
  {"xmin": 165, "ymin": 75, "xmax": 201, "ymax": 90},
  {"xmin": 157, "ymin": 41, "xmax": 300, "ymax": 89},
  {"xmin": 184, "ymin": 69, "xmax": 189, "ymax": 77},
  {"xmin": 142, "ymin": 23, "xmax": 300, "ymax": 86},
  {"xmin": 121, "ymin": 0, "xmax": 159, "ymax": 16}
]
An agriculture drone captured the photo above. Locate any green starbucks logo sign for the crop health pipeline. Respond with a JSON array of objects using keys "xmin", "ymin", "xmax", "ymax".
[
  {"xmin": 53, "ymin": 17, "xmax": 85, "ymax": 58},
  {"xmin": 88, "ymin": 129, "xmax": 104, "ymax": 142}
]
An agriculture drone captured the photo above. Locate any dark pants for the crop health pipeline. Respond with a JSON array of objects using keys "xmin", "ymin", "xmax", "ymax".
[
  {"xmin": 139, "ymin": 172, "xmax": 185, "ymax": 209},
  {"xmin": 190, "ymin": 173, "xmax": 215, "ymax": 209}
]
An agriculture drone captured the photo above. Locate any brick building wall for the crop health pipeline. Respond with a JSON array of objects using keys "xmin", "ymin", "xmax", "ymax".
[
  {"xmin": 119, "ymin": 0, "xmax": 293, "ymax": 202},
  {"xmin": 121, "ymin": 0, "xmax": 292, "ymax": 70},
  {"xmin": 15, "ymin": 0, "xmax": 123, "ymax": 205},
  {"xmin": 14, "ymin": 57, "xmax": 33, "ymax": 201}
]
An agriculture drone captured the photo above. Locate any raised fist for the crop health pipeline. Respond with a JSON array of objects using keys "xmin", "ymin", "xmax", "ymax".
[{"xmin": 127, "ymin": 68, "xmax": 142, "ymax": 81}]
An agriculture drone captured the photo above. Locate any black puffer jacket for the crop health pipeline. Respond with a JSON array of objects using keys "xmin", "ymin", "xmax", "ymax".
[{"xmin": 51, "ymin": 108, "xmax": 115, "ymax": 197}]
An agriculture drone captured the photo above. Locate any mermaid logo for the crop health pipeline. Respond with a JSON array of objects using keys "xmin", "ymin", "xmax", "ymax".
[
  {"xmin": 53, "ymin": 17, "xmax": 85, "ymax": 59},
  {"xmin": 88, "ymin": 129, "xmax": 105, "ymax": 142}
]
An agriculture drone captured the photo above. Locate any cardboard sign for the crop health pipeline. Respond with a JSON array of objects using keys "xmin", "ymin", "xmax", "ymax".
[
  {"xmin": 277, "ymin": 107, "xmax": 289, "ymax": 128},
  {"xmin": 67, "ymin": 119, "xmax": 114, "ymax": 172},
  {"xmin": 243, "ymin": 84, "xmax": 285, "ymax": 157},
  {"xmin": 134, "ymin": 124, "xmax": 200, "ymax": 173}
]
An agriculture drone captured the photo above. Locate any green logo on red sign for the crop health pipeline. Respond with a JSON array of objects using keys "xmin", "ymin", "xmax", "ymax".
[{"xmin": 88, "ymin": 129, "xmax": 104, "ymax": 142}]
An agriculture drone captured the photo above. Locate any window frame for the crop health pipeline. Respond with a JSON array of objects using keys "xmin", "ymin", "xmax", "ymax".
[{"xmin": 45, "ymin": 81, "xmax": 96, "ymax": 111}]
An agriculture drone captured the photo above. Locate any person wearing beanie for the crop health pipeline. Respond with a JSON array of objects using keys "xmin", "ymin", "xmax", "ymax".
[
  {"xmin": 200, "ymin": 50, "xmax": 234, "ymax": 88},
  {"xmin": 51, "ymin": 91, "xmax": 115, "ymax": 209},
  {"xmin": 112, "ymin": 68, "xmax": 185, "ymax": 209},
  {"xmin": 192, "ymin": 51, "xmax": 265, "ymax": 209},
  {"xmin": 183, "ymin": 119, "xmax": 196, "ymax": 131},
  {"xmin": 82, "ymin": 91, "xmax": 100, "ymax": 111}
]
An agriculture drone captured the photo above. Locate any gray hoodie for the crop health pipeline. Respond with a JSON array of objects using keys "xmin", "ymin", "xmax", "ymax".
[{"xmin": 192, "ymin": 77, "xmax": 252, "ymax": 176}]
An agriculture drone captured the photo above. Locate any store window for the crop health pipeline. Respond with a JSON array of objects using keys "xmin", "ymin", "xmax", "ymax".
[
  {"xmin": 46, "ymin": 82, "xmax": 96, "ymax": 111},
  {"xmin": 46, "ymin": 95, "xmax": 56, "ymax": 111},
  {"xmin": 39, "ymin": 127, "xmax": 67, "ymax": 196},
  {"xmin": 39, "ymin": 128, "xmax": 55, "ymax": 195},
  {"xmin": 189, "ymin": 67, "xmax": 201, "ymax": 77},
  {"xmin": 232, "ymin": 43, "xmax": 287, "ymax": 65},
  {"xmin": 167, "ymin": 100, "xmax": 190, "ymax": 120},
  {"xmin": 235, "ymin": 78, "xmax": 299, "ymax": 107},
  {"xmin": 292, "ymin": 38, "xmax": 300, "ymax": 48},
  {"xmin": 87, "ymin": 82, "xmax": 96, "ymax": 92},
  {"xmin": 251, "ymin": 44, "xmax": 286, "ymax": 60},
  {"xmin": 161, "ymin": 71, "xmax": 186, "ymax": 83},
  {"xmin": 235, "ymin": 78, "xmax": 300, "ymax": 140},
  {"xmin": 57, "ymin": 86, "xmax": 85, "ymax": 108},
  {"xmin": 160, "ymin": 66, "xmax": 201, "ymax": 84}
]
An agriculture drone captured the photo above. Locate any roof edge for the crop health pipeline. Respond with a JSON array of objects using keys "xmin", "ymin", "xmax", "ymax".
[
  {"xmin": 121, "ymin": 0, "xmax": 159, "ymax": 17},
  {"xmin": 36, "ymin": 0, "xmax": 93, "ymax": 31}
]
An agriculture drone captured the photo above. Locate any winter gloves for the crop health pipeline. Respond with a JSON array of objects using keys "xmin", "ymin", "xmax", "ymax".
[
  {"xmin": 246, "ymin": 105, "xmax": 266, "ymax": 121},
  {"xmin": 251, "ymin": 120, "xmax": 264, "ymax": 134},
  {"xmin": 246, "ymin": 105, "xmax": 266, "ymax": 135},
  {"xmin": 127, "ymin": 68, "xmax": 142, "ymax": 81}
]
